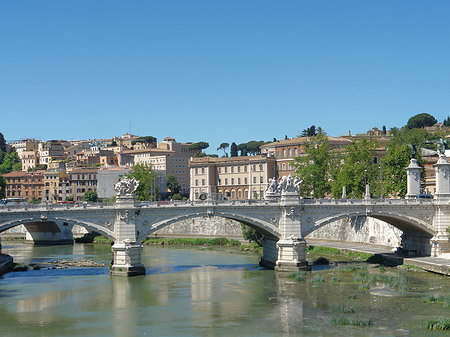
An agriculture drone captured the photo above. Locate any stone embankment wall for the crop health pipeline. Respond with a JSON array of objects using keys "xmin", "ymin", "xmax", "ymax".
[
  {"xmin": 305, "ymin": 216, "xmax": 402, "ymax": 248},
  {"xmin": 153, "ymin": 216, "xmax": 402, "ymax": 248}
]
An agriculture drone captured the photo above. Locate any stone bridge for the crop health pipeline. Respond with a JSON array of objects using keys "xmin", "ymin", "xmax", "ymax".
[
  {"xmin": 0, "ymin": 157, "xmax": 449, "ymax": 276},
  {"xmin": 0, "ymin": 194, "xmax": 448, "ymax": 276}
]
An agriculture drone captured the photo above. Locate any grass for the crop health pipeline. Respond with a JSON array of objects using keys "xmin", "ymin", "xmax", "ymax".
[
  {"xmin": 142, "ymin": 237, "xmax": 242, "ymax": 247},
  {"xmin": 335, "ymin": 264, "xmax": 367, "ymax": 272},
  {"xmin": 331, "ymin": 304, "xmax": 355, "ymax": 314},
  {"xmin": 332, "ymin": 315, "xmax": 373, "ymax": 327},
  {"xmin": 287, "ymin": 270, "xmax": 308, "ymax": 282},
  {"xmin": 422, "ymin": 294, "xmax": 450, "ymax": 307},
  {"xmin": 310, "ymin": 274, "xmax": 326, "ymax": 283},
  {"xmin": 425, "ymin": 318, "xmax": 450, "ymax": 331},
  {"xmin": 93, "ymin": 235, "xmax": 113, "ymax": 244}
]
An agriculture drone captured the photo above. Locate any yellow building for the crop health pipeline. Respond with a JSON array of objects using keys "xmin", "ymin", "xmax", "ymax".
[{"xmin": 189, "ymin": 155, "xmax": 276, "ymax": 200}]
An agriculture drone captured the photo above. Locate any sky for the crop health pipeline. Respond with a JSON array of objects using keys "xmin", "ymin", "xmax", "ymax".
[{"xmin": 1, "ymin": 1, "xmax": 450, "ymax": 153}]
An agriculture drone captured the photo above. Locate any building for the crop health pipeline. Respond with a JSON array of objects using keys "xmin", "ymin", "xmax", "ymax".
[
  {"xmin": 189, "ymin": 155, "xmax": 276, "ymax": 200},
  {"xmin": 21, "ymin": 150, "xmax": 39, "ymax": 171},
  {"xmin": 43, "ymin": 171, "xmax": 70, "ymax": 203},
  {"xmin": 2, "ymin": 171, "xmax": 45, "ymax": 201},
  {"xmin": 10, "ymin": 139, "xmax": 41, "ymax": 159},
  {"xmin": 38, "ymin": 141, "xmax": 66, "ymax": 166},
  {"xmin": 97, "ymin": 167, "xmax": 132, "ymax": 200},
  {"xmin": 67, "ymin": 168, "xmax": 98, "ymax": 201},
  {"xmin": 124, "ymin": 137, "xmax": 200, "ymax": 195}
]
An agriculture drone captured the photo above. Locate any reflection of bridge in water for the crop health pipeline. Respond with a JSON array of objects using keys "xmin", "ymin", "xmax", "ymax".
[{"xmin": 0, "ymin": 157, "xmax": 450, "ymax": 276}]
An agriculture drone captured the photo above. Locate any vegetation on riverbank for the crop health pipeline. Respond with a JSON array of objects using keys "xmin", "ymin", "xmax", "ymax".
[
  {"xmin": 0, "ymin": 236, "xmax": 25, "ymax": 241},
  {"xmin": 141, "ymin": 237, "xmax": 262, "ymax": 253},
  {"xmin": 306, "ymin": 245, "xmax": 373, "ymax": 262}
]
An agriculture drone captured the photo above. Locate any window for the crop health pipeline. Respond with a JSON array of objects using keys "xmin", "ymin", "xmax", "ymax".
[
  {"xmin": 225, "ymin": 178, "xmax": 228, "ymax": 185},
  {"xmin": 238, "ymin": 178, "xmax": 241, "ymax": 185},
  {"xmin": 244, "ymin": 166, "xmax": 247, "ymax": 173},
  {"xmin": 259, "ymin": 164, "xmax": 263, "ymax": 171},
  {"xmin": 231, "ymin": 167, "xmax": 234, "ymax": 173},
  {"xmin": 195, "ymin": 179, "xmax": 198, "ymax": 186},
  {"xmin": 244, "ymin": 177, "xmax": 248, "ymax": 184},
  {"xmin": 260, "ymin": 176, "xmax": 263, "ymax": 183},
  {"xmin": 288, "ymin": 148, "xmax": 292, "ymax": 156},
  {"xmin": 282, "ymin": 163, "xmax": 286, "ymax": 170},
  {"xmin": 201, "ymin": 179, "xmax": 205, "ymax": 185},
  {"xmin": 283, "ymin": 149, "xmax": 286, "ymax": 157},
  {"xmin": 253, "ymin": 177, "xmax": 256, "ymax": 184},
  {"xmin": 294, "ymin": 148, "xmax": 298, "ymax": 156},
  {"xmin": 237, "ymin": 166, "xmax": 240, "ymax": 173},
  {"xmin": 224, "ymin": 167, "xmax": 227, "ymax": 173},
  {"xmin": 231, "ymin": 178, "xmax": 234, "ymax": 185},
  {"xmin": 201, "ymin": 168, "xmax": 205, "ymax": 174},
  {"xmin": 218, "ymin": 167, "xmax": 221, "ymax": 173}
]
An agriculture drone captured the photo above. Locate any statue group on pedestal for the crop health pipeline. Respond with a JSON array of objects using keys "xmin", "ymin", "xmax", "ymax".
[
  {"xmin": 264, "ymin": 175, "xmax": 302, "ymax": 199},
  {"xmin": 114, "ymin": 178, "xmax": 139, "ymax": 197}
]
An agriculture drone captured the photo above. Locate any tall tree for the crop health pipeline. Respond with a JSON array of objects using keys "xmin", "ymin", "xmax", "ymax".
[
  {"xmin": 300, "ymin": 125, "xmax": 317, "ymax": 137},
  {"xmin": 0, "ymin": 151, "xmax": 21, "ymax": 174},
  {"xmin": 406, "ymin": 113, "xmax": 437, "ymax": 129},
  {"xmin": 230, "ymin": 142, "xmax": 238, "ymax": 157},
  {"xmin": 217, "ymin": 143, "xmax": 229, "ymax": 157},
  {"xmin": 293, "ymin": 135, "xmax": 334, "ymax": 198},
  {"xmin": 166, "ymin": 174, "xmax": 181, "ymax": 195},
  {"xmin": 0, "ymin": 132, "xmax": 6, "ymax": 152},
  {"xmin": 237, "ymin": 143, "xmax": 248, "ymax": 156},
  {"xmin": 0, "ymin": 176, "xmax": 5, "ymax": 200},
  {"xmin": 331, "ymin": 139, "xmax": 379, "ymax": 199},
  {"xmin": 127, "ymin": 164, "xmax": 160, "ymax": 201}
]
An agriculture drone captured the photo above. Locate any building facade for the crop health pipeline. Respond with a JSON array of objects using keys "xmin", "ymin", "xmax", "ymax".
[{"xmin": 189, "ymin": 155, "xmax": 276, "ymax": 200}]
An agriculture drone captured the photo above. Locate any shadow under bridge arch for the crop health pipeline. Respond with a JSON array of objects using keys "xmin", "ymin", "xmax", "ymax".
[
  {"xmin": 0, "ymin": 217, "xmax": 116, "ymax": 241},
  {"xmin": 138, "ymin": 211, "xmax": 281, "ymax": 242},
  {"xmin": 303, "ymin": 210, "xmax": 436, "ymax": 238}
]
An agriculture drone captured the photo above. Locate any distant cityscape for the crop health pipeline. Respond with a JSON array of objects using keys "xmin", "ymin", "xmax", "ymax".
[{"xmin": 1, "ymin": 122, "xmax": 449, "ymax": 203}]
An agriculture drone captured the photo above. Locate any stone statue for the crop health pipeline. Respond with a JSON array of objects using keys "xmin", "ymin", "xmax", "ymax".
[
  {"xmin": 265, "ymin": 177, "xmax": 278, "ymax": 194},
  {"xmin": 277, "ymin": 175, "xmax": 302, "ymax": 194},
  {"xmin": 114, "ymin": 178, "xmax": 139, "ymax": 197},
  {"xmin": 438, "ymin": 138, "xmax": 447, "ymax": 156},
  {"xmin": 407, "ymin": 144, "xmax": 416, "ymax": 159}
]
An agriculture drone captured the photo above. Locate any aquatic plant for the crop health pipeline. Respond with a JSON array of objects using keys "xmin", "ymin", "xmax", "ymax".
[
  {"xmin": 425, "ymin": 318, "xmax": 450, "ymax": 331},
  {"xmin": 332, "ymin": 315, "xmax": 373, "ymax": 327},
  {"xmin": 331, "ymin": 304, "xmax": 355, "ymax": 314}
]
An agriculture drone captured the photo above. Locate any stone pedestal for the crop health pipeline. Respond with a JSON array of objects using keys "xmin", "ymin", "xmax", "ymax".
[
  {"xmin": 111, "ymin": 240, "xmax": 146, "ymax": 276},
  {"xmin": 275, "ymin": 237, "xmax": 310, "ymax": 272},
  {"xmin": 115, "ymin": 195, "xmax": 137, "ymax": 208},
  {"xmin": 264, "ymin": 191, "xmax": 280, "ymax": 201},
  {"xmin": 434, "ymin": 155, "xmax": 450, "ymax": 198},
  {"xmin": 406, "ymin": 158, "xmax": 422, "ymax": 199}
]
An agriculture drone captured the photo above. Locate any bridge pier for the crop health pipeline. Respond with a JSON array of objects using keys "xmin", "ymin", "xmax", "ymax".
[
  {"xmin": 274, "ymin": 187, "xmax": 310, "ymax": 272},
  {"xmin": 24, "ymin": 221, "xmax": 73, "ymax": 244},
  {"xmin": 111, "ymin": 240, "xmax": 146, "ymax": 276},
  {"xmin": 110, "ymin": 192, "xmax": 146, "ymax": 276}
]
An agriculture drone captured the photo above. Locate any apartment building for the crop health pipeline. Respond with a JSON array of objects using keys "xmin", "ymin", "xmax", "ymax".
[
  {"xmin": 10, "ymin": 139, "xmax": 41, "ymax": 159},
  {"xmin": 2, "ymin": 171, "xmax": 45, "ymax": 201},
  {"xmin": 43, "ymin": 171, "xmax": 70, "ymax": 203},
  {"xmin": 38, "ymin": 141, "xmax": 66, "ymax": 166},
  {"xmin": 189, "ymin": 155, "xmax": 276, "ymax": 200},
  {"xmin": 21, "ymin": 150, "xmax": 39, "ymax": 171},
  {"xmin": 67, "ymin": 168, "xmax": 98, "ymax": 201}
]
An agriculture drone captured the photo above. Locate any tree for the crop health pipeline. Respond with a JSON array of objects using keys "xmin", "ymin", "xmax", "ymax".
[
  {"xmin": 317, "ymin": 126, "xmax": 326, "ymax": 136},
  {"xmin": 382, "ymin": 144, "xmax": 419, "ymax": 198},
  {"xmin": 217, "ymin": 143, "xmax": 229, "ymax": 157},
  {"xmin": 166, "ymin": 174, "xmax": 181, "ymax": 196},
  {"xmin": 406, "ymin": 113, "xmax": 437, "ymax": 129},
  {"xmin": 300, "ymin": 125, "xmax": 317, "ymax": 137},
  {"xmin": 237, "ymin": 143, "xmax": 248, "ymax": 156},
  {"xmin": 0, "ymin": 176, "xmax": 5, "ymax": 200},
  {"xmin": 382, "ymin": 125, "xmax": 387, "ymax": 135},
  {"xmin": 127, "ymin": 164, "xmax": 160, "ymax": 201},
  {"xmin": 241, "ymin": 224, "xmax": 263, "ymax": 246},
  {"xmin": 331, "ymin": 139, "xmax": 379, "ymax": 199},
  {"xmin": 0, "ymin": 133, "xmax": 6, "ymax": 153},
  {"xmin": 230, "ymin": 142, "xmax": 238, "ymax": 157},
  {"xmin": 246, "ymin": 141, "xmax": 265, "ymax": 155},
  {"xmin": 82, "ymin": 190, "xmax": 98, "ymax": 202},
  {"xmin": 444, "ymin": 116, "xmax": 450, "ymax": 127},
  {"xmin": 293, "ymin": 135, "xmax": 335, "ymax": 198},
  {"xmin": 0, "ymin": 151, "xmax": 21, "ymax": 174},
  {"xmin": 188, "ymin": 142, "xmax": 209, "ymax": 153}
]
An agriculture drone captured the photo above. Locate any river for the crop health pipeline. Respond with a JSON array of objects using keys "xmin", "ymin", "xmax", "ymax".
[{"xmin": 0, "ymin": 242, "xmax": 449, "ymax": 336}]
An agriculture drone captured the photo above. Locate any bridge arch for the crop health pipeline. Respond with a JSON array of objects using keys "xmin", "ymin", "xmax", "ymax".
[
  {"xmin": 138, "ymin": 211, "xmax": 280, "ymax": 242},
  {"xmin": 304, "ymin": 210, "xmax": 435, "ymax": 238},
  {"xmin": 0, "ymin": 217, "xmax": 116, "ymax": 241}
]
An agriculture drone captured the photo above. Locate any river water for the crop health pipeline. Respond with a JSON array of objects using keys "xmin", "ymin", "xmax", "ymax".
[{"xmin": 0, "ymin": 242, "xmax": 449, "ymax": 337}]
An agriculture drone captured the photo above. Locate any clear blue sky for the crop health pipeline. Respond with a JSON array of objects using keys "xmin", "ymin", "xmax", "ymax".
[{"xmin": 1, "ymin": 1, "xmax": 450, "ymax": 153}]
